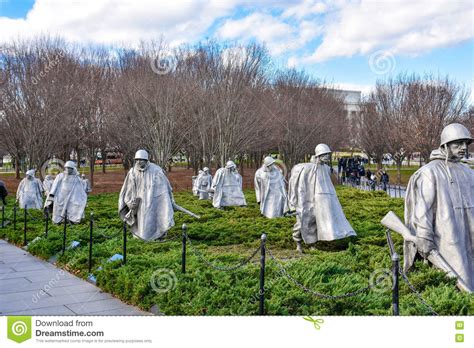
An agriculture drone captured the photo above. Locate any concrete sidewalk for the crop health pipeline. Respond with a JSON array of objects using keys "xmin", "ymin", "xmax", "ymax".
[{"xmin": 0, "ymin": 239, "xmax": 149, "ymax": 315}]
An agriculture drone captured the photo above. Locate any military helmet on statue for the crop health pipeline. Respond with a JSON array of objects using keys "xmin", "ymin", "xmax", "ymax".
[
  {"xmin": 134, "ymin": 149, "xmax": 149, "ymax": 161},
  {"xmin": 64, "ymin": 161, "xmax": 77, "ymax": 169},
  {"xmin": 315, "ymin": 144, "xmax": 332, "ymax": 157},
  {"xmin": 263, "ymin": 156, "xmax": 275, "ymax": 167},
  {"xmin": 440, "ymin": 123, "xmax": 472, "ymax": 146}
]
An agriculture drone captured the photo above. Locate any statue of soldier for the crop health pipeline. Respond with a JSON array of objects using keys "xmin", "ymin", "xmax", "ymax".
[
  {"xmin": 404, "ymin": 123, "xmax": 473, "ymax": 292},
  {"xmin": 17, "ymin": 169, "xmax": 43, "ymax": 210},
  {"xmin": 119, "ymin": 149, "xmax": 200, "ymax": 241},
  {"xmin": 254, "ymin": 156, "xmax": 288, "ymax": 218},
  {"xmin": 197, "ymin": 167, "xmax": 212, "ymax": 200},
  {"xmin": 192, "ymin": 170, "xmax": 203, "ymax": 196},
  {"xmin": 211, "ymin": 160, "xmax": 247, "ymax": 209},
  {"xmin": 42, "ymin": 174, "xmax": 54, "ymax": 198},
  {"xmin": 81, "ymin": 174, "xmax": 92, "ymax": 194},
  {"xmin": 45, "ymin": 161, "xmax": 87, "ymax": 224},
  {"xmin": 288, "ymin": 144, "xmax": 356, "ymax": 253}
]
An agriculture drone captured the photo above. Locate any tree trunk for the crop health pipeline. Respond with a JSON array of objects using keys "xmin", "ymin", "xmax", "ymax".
[
  {"xmin": 101, "ymin": 149, "xmax": 106, "ymax": 173},
  {"xmin": 89, "ymin": 152, "xmax": 95, "ymax": 188},
  {"xmin": 15, "ymin": 157, "xmax": 20, "ymax": 179},
  {"xmin": 396, "ymin": 160, "xmax": 402, "ymax": 185}
]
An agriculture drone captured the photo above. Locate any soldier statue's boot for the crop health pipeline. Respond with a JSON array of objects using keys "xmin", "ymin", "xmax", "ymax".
[{"xmin": 296, "ymin": 241, "xmax": 303, "ymax": 254}]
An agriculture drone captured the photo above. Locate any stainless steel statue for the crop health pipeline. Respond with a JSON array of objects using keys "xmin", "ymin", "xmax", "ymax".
[
  {"xmin": 211, "ymin": 160, "xmax": 247, "ymax": 208},
  {"xmin": 197, "ymin": 167, "xmax": 212, "ymax": 200},
  {"xmin": 192, "ymin": 171, "xmax": 202, "ymax": 196},
  {"xmin": 81, "ymin": 174, "xmax": 92, "ymax": 194},
  {"xmin": 254, "ymin": 156, "xmax": 288, "ymax": 218},
  {"xmin": 119, "ymin": 150, "xmax": 200, "ymax": 241},
  {"xmin": 401, "ymin": 123, "xmax": 473, "ymax": 292},
  {"xmin": 288, "ymin": 144, "xmax": 356, "ymax": 252},
  {"xmin": 42, "ymin": 175, "xmax": 54, "ymax": 198},
  {"xmin": 17, "ymin": 169, "xmax": 43, "ymax": 210},
  {"xmin": 45, "ymin": 161, "xmax": 87, "ymax": 223}
]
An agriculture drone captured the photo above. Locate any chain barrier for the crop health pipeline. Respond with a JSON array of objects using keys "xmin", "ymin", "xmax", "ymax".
[
  {"xmin": 398, "ymin": 267, "xmax": 438, "ymax": 315},
  {"xmin": 186, "ymin": 235, "xmax": 261, "ymax": 272},
  {"xmin": 266, "ymin": 246, "xmax": 389, "ymax": 299},
  {"xmin": 26, "ymin": 210, "xmax": 42, "ymax": 221}
]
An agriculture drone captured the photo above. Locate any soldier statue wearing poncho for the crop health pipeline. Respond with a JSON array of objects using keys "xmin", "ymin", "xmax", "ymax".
[
  {"xmin": 42, "ymin": 175, "xmax": 54, "ymax": 198},
  {"xmin": 288, "ymin": 144, "xmax": 356, "ymax": 253},
  {"xmin": 210, "ymin": 160, "xmax": 247, "ymax": 209},
  {"xmin": 44, "ymin": 161, "xmax": 87, "ymax": 224},
  {"xmin": 16, "ymin": 169, "xmax": 43, "ymax": 210},
  {"xmin": 254, "ymin": 156, "xmax": 288, "ymax": 218},
  {"xmin": 403, "ymin": 123, "xmax": 473, "ymax": 292},
  {"xmin": 196, "ymin": 167, "xmax": 212, "ymax": 200},
  {"xmin": 119, "ymin": 150, "xmax": 199, "ymax": 241}
]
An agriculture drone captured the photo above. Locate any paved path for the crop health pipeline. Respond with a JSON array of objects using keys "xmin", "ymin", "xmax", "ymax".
[{"xmin": 0, "ymin": 239, "xmax": 149, "ymax": 315}]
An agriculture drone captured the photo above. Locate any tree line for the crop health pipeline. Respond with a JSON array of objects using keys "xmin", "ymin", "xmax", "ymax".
[{"xmin": 0, "ymin": 36, "xmax": 471, "ymax": 186}]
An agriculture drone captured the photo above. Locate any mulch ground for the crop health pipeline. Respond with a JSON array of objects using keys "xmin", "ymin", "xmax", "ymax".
[{"xmin": 0, "ymin": 166, "xmax": 257, "ymax": 195}]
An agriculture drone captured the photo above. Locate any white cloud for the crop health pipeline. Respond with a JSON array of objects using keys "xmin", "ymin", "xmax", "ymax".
[
  {"xmin": 281, "ymin": 0, "xmax": 328, "ymax": 19},
  {"xmin": 308, "ymin": 0, "xmax": 474, "ymax": 62},
  {"xmin": 0, "ymin": 0, "xmax": 241, "ymax": 46},
  {"xmin": 217, "ymin": 12, "xmax": 322, "ymax": 55}
]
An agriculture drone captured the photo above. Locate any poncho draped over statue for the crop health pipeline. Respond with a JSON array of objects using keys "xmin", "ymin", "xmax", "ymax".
[
  {"xmin": 49, "ymin": 173, "xmax": 87, "ymax": 223},
  {"xmin": 211, "ymin": 168, "xmax": 246, "ymax": 208},
  {"xmin": 17, "ymin": 177, "xmax": 43, "ymax": 210},
  {"xmin": 119, "ymin": 163, "xmax": 175, "ymax": 241},
  {"xmin": 254, "ymin": 166, "xmax": 288, "ymax": 218},
  {"xmin": 404, "ymin": 149, "xmax": 474, "ymax": 292},
  {"xmin": 197, "ymin": 172, "xmax": 212, "ymax": 200},
  {"xmin": 288, "ymin": 162, "xmax": 356, "ymax": 243},
  {"xmin": 43, "ymin": 176, "xmax": 54, "ymax": 198}
]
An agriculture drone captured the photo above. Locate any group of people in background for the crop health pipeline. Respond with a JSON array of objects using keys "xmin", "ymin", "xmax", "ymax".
[{"xmin": 338, "ymin": 156, "xmax": 390, "ymax": 191}]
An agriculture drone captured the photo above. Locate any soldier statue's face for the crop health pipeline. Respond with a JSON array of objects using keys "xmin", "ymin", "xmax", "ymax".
[
  {"xmin": 27, "ymin": 175, "xmax": 34, "ymax": 180},
  {"xmin": 319, "ymin": 153, "xmax": 331, "ymax": 163},
  {"xmin": 136, "ymin": 159, "xmax": 148, "ymax": 170},
  {"xmin": 66, "ymin": 167, "xmax": 75, "ymax": 175},
  {"xmin": 264, "ymin": 164, "xmax": 273, "ymax": 172},
  {"xmin": 447, "ymin": 141, "xmax": 469, "ymax": 160}
]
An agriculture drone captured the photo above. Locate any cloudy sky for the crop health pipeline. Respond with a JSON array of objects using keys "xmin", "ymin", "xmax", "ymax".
[{"xmin": 0, "ymin": 0, "xmax": 472, "ymax": 99}]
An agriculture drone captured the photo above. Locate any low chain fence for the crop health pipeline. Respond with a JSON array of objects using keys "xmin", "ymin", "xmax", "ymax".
[{"xmin": 1, "ymin": 203, "xmax": 441, "ymax": 316}]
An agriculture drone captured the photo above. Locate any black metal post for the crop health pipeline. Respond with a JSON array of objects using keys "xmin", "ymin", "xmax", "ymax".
[
  {"xmin": 392, "ymin": 252, "xmax": 400, "ymax": 316},
  {"xmin": 1, "ymin": 204, "xmax": 4, "ymax": 228},
  {"xmin": 88, "ymin": 213, "xmax": 93, "ymax": 273},
  {"xmin": 13, "ymin": 204, "xmax": 17, "ymax": 230},
  {"xmin": 259, "ymin": 233, "xmax": 267, "ymax": 315},
  {"xmin": 44, "ymin": 210, "xmax": 49, "ymax": 237},
  {"xmin": 62, "ymin": 211, "xmax": 67, "ymax": 255},
  {"xmin": 181, "ymin": 224, "xmax": 187, "ymax": 273},
  {"xmin": 23, "ymin": 205, "xmax": 27, "ymax": 246},
  {"xmin": 123, "ymin": 221, "xmax": 127, "ymax": 265}
]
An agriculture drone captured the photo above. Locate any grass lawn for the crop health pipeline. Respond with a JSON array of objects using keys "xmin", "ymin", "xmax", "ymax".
[{"xmin": 1, "ymin": 187, "xmax": 472, "ymax": 315}]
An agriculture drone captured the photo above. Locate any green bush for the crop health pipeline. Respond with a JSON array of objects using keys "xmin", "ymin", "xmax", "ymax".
[{"xmin": 1, "ymin": 186, "xmax": 472, "ymax": 315}]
